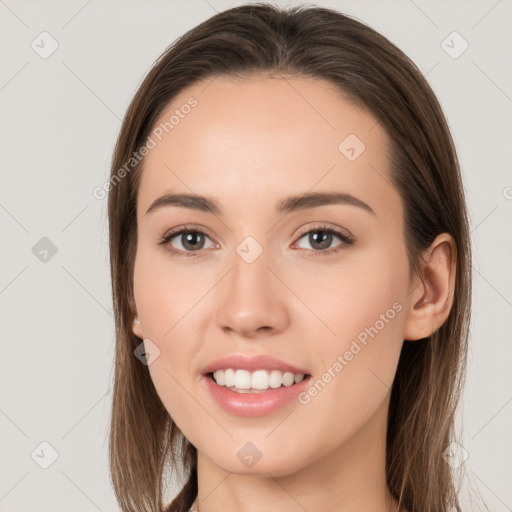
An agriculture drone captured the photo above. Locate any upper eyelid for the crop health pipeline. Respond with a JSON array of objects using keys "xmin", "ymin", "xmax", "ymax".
[
  {"xmin": 163, "ymin": 223, "xmax": 349, "ymax": 237},
  {"xmin": 163, "ymin": 224, "xmax": 213, "ymax": 239},
  {"xmin": 295, "ymin": 222, "xmax": 352, "ymax": 239}
]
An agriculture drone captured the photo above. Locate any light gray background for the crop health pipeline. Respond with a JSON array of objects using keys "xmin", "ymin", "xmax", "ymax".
[{"xmin": 0, "ymin": 0, "xmax": 511, "ymax": 511}]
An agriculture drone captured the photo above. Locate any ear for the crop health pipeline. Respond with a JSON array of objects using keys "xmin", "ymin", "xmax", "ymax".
[
  {"xmin": 130, "ymin": 298, "xmax": 144, "ymax": 339},
  {"xmin": 404, "ymin": 233, "xmax": 457, "ymax": 341},
  {"xmin": 132, "ymin": 317, "xmax": 144, "ymax": 339}
]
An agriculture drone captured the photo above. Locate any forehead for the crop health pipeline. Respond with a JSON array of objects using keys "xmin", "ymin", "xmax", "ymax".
[{"xmin": 137, "ymin": 74, "xmax": 397, "ymax": 220}]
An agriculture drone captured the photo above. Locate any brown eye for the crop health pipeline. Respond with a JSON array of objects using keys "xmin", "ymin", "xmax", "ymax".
[
  {"xmin": 294, "ymin": 225, "xmax": 354, "ymax": 255},
  {"xmin": 159, "ymin": 227, "xmax": 216, "ymax": 257},
  {"xmin": 173, "ymin": 231, "xmax": 207, "ymax": 251}
]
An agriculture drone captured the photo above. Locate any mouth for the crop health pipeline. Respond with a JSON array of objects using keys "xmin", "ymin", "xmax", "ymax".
[
  {"xmin": 206, "ymin": 369, "xmax": 312, "ymax": 394},
  {"xmin": 201, "ymin": 357, "xmax": 313, "ymax": 416}
]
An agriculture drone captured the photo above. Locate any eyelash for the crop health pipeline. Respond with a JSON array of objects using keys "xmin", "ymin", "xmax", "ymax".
[{"xmin": 158, "ymin": 224, "xmax": 354, "ymax": 258}]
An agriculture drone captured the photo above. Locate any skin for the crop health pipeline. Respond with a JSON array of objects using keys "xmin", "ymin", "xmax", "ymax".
[{"xmin": 131, "ymin": 75, "xmax": 456, "ymax": 512}]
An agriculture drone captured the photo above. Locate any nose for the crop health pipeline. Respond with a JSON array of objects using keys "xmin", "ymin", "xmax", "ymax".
[{"xmin": 214, "ymin": 250, "xmax": 289, "ymax": 339}]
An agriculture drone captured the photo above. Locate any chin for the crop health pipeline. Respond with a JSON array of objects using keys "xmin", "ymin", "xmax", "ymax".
[{"xmin": 207, "ymin": 449, "xmax": 308, "ymax": 478}]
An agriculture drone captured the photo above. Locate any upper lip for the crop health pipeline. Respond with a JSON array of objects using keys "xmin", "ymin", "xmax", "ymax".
[{"xmin": 201, "ymin": 354, "xmax": 309, "ymax": 375}]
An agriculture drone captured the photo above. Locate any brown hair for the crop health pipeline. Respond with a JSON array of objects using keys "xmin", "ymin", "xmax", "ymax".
[{"xmin": 107, "ymin": 3, "xmax": 473, "ymax": 512}]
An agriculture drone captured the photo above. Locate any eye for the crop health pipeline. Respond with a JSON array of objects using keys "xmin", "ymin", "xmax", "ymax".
[
  {"xmin": 158, "ymin": 226, "xmax": 216, "ymax": 257},
  {"xmin": 158, "ymin": 223, "xmax": 354, "ymax": 258},
  {"xmin": 293, "ymin": 224, "xmax": 354, "ymax": 256}
]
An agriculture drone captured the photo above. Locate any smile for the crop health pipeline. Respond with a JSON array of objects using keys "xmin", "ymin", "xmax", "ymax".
[{"xmin": 209, "ymin": 368, "xmax": 308, "ymax": 392}]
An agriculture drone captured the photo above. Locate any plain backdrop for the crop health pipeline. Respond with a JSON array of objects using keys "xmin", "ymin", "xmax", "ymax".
[{"xmin": 0, "ymin": 0, "xmax": 511, "ymax": 511}]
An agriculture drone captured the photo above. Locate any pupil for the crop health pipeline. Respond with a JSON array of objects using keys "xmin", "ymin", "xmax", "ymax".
[
  {"xmin": 183, "ymin": 232, "xmax": 203, "ymax": 250},
  {"xmin": 310, "ymin": 231, "xmax": 331, "ymax": 250}
]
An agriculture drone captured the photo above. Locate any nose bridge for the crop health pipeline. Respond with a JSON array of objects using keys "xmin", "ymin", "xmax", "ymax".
[
  {"xmin": 229, "ymin": 242, "xmax": 274, "ymax": 312},
  {"xmin": 214, "ymin": 239, "xmax": 288, "ymax": 336}
]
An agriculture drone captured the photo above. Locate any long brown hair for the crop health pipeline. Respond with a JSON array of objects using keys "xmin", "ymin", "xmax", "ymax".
[{"xmin": 107, "ymin": 4, "xmax": 473, "ymax": 511}]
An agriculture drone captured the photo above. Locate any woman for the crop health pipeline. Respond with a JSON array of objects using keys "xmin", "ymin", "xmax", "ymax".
[{"xmin": 107, "ymin": 4, "xmax": 472, "ymax": 512}]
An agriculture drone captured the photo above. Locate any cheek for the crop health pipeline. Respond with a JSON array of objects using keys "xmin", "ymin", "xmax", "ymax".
[
  {"xmin": 132, "ymin": 244, "xmax": 207, "ymax": 424},
  {"xmin": 289, "ymin": 240, "xmax": 408, "ymax": 347},
  {"xmin": 133, "ymin": 243, "xmax": 205, "ymax": 340},
  {"xmin": 295, "ymin": 246, "xmax": 409, "ymax": 429}
]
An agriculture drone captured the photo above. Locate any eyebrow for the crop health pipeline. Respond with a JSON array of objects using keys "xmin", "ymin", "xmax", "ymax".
[{"xmin": 145, "ymin": 191, "xmax": 376, "ymax": 216}]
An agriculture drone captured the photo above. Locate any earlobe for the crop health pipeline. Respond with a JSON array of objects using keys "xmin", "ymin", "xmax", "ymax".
[
  {"xmin": 132, "ymin": 317, "xmax": 144, "ymax": 339},
  {"xmin": 404, "ymin": 233, "xmax": 457, "ymax": 341},
  {"xmin": 130, "ymin": 298, "xmax": 144, "ymax": 338}
]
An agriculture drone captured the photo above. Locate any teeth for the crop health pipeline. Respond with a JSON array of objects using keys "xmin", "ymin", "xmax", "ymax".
[
  {"xmin": 224, "ymin": 369, "xmax": 235, "ymax": 387},
  {"xmin": 252, "ymin": 370, "xmax": 270, "ymax": 390},
  {"xmin": 212, "ymin": 369, "xmax": 306, "ymax": 391},
  {"xmin": 234, "ymin": 369, "xmax": 251, "ymax": 389}
]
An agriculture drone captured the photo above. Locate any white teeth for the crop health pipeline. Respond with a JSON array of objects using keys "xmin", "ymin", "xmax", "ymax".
[
  {"xmin": 269, "ymin": 370, "xmax": 283, "ymax": 389},
  {"xmin": 224, "ymin": 369, "xmax": 235, "ymax": 387},
  {"xmin": 252, "ymin": 370, "xmax": 269, "ymax": 390},
  {"xmin": 282, "ymin": 372, "xmax": 295, "ymax": 386},
  {"xmin": 211, "ymin": 368, "xmax": 306, "ymax": 391},
  {"xmin": 234, "ymin": 370, "xmax": 251, "ymax": 389},
  {"xmin": 214, "ymin": 368, "xmax": 226, "ymax": 386}
]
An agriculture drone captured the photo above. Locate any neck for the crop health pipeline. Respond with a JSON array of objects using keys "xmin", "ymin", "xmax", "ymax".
[{"xmin": 194, "ymin": 394, "xmax": 404, "ymax": 512}]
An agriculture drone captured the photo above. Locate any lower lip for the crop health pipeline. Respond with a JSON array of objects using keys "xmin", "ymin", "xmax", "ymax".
[{"xmin": 202, "ymin": 374, "xmax": 311, "ymax": 417}]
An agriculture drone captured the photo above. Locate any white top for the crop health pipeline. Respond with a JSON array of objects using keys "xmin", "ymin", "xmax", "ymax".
[{"xmin": 188, "ymin": 496, "xmax": 199, "ymax": 512}]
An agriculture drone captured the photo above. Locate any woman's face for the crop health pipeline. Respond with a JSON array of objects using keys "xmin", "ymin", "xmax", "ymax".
[{"xmin": 132, "ymin": 75, "xmax": 414, "ymax": 476}]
